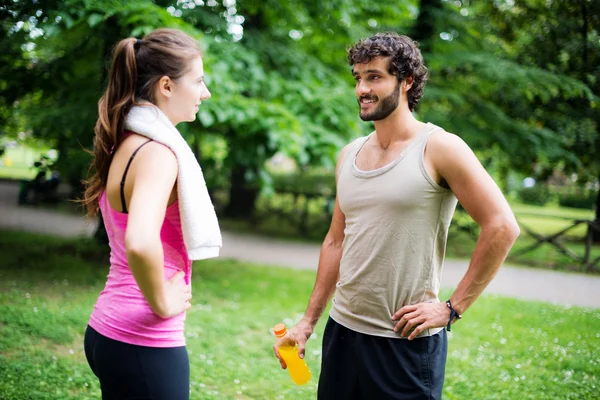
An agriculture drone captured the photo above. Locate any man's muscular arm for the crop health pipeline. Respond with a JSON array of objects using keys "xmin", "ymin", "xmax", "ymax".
[{"xmin": 393, "ymin": 131, "xmax": 520, "ymax": 339}]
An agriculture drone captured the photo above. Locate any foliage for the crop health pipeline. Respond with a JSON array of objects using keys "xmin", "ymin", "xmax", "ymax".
[
  {"xmin": 0, "ymin": 0, "xmax": 191, "ymax": 188},
  {"xmin": 558, "ymin": 190, "xmax": 597, "ymax": 210},
  {"xmin": 416, "ymin": 1, "xmax": 597, "ymax": 179},
  {"xmin": 517, "ymin": 185, "xmax": 553, "ymax": 206},
  {"xmin": 1, "ymin": 0, "xmax": 598, "ymax": 216},
  {"xmin": 270, "ymin": 172, "xmax": 336, "ymax": 196},
  {"xmin": 465, "ymin": 0, "xmax": 600, "ymax": 219}
]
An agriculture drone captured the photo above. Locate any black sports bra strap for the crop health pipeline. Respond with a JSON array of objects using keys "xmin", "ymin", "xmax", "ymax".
[{"xmin": 120, "ymin": 139, "xmax": 153, "ymax": 213}]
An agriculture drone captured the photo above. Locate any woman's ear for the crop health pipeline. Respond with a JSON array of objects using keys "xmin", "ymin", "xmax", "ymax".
[{"xmin": 157, "ymin": 76, "xmax": 173, "ymax": 98}]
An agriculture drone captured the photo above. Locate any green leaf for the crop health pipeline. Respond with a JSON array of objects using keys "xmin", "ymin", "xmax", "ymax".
[
  {"xmin": 198, "ymin": 110, "xmax": 215, "ymax": 127},
  {"xmin": 87, "ymin": 13, "xmax": 103, "ymax": 27}
]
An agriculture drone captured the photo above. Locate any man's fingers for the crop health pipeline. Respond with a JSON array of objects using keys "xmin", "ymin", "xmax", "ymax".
[
  {"xmin": 297, "ymin": 341, "xmax": 307, "ymax": 359},
  {"xmin": 408, "ymin": 323, "xmax": 428, "ymax": 341},
  {"xmin": 394, "ymin": 311, "xmax": 419, "ymax": 332},
  {"xmin": 392, "ymin": 304, "xmax": 418, "ymax": 320},
  {"xmin": 401, "ymin": 315, "xmax": 428, "ymax": 337},
  {"xmin": 272, "ymin": 345, "xmax": 287, "ymax": 369}
]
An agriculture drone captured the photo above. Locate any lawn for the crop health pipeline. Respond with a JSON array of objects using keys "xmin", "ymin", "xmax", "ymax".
[
  {"xmin": 511, "ymin": 202, "xmax": 595, "ymax": 239},
  {"xmin": 0, "ymin": 230, "xmax": 598, "ymax": 399}
]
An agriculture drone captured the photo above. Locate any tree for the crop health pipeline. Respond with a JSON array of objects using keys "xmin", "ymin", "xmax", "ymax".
[
  {"xmin": 178, "ymin": 0, "xmax": 419, "ymax": 216},
  {"xmin": 2, "ymin": 0, "xmax": 597, "ymax": 228},
  {"xmin": 470, "ymin": 0, "xmax": 600, "ymax": 235},
  {"xmin": 402, "ymin": 0, "xmax": 596, "ymax": 194}
]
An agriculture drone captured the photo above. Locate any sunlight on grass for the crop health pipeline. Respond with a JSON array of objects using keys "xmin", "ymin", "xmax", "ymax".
[
  {"xmin": 511, "ymin": 202, "xmax": 594, "ymax": 220},
  {"xmin": 0, "ymin": 230, "xmax": 599, "ymax": 399},
  {"xmin": 0, "ymin": 146, "xmax": 49, "ymax": 180}
]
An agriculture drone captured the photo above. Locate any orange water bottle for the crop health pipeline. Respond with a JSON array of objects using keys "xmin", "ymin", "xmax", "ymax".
[{"xmin": 274, "ymin": 323, "xmax": 311, "ymax": 385}]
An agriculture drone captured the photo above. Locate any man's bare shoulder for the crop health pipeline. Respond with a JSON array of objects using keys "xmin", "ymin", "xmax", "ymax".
[
  {"xmin": 427, "ymin": 128, "xmax": 475, "ymax": 164},
  {"xmin": 428, "ymin": 127, "xmax": 467, "ymax": 147}
]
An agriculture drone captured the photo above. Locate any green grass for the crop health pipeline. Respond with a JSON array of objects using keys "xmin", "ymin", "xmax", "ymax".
[
  {"xmin": 511, "ymin": 201, "xmax": 595, "ymax": 239},
  {"xmin": 0, "ymin": 230, "xmax": 599, "ymax": 399},
  {"xmin": 511, "ymin": 202, "xmax": 595, "ymax": 220}
]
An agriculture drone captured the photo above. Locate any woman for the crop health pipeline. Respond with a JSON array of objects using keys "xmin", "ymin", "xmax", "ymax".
[{"xmin": 82, "ymin": 28, "xmax": 220, "ymax": 399}]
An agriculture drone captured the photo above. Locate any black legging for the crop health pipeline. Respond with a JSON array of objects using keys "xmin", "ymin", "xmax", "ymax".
[{"xmin": 84, "ymin": 325, "xmax": 190, "ymax": 400}]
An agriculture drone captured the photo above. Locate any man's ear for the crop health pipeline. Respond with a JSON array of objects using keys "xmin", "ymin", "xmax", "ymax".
[
  {"xmin": 403, "ymin": 76, "xmax": 414, "ymax": 92},
  {"xmin": 157, "ymin": 76, "xmax": 173, "ymax": 98}
]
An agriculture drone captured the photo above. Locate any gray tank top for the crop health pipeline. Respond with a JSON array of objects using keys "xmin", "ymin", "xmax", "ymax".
[{"xmin": 330, "ymin": 123, "xmax": 458, "ymax": 338}]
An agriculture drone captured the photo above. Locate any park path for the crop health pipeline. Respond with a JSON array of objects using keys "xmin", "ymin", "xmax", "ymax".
[{"xmin": 1, "ymin": 181, "xmax": 599, "ymax": 309}]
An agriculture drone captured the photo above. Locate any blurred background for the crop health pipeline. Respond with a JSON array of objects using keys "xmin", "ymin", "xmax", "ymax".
[
  {"xmin": 1, "ymin": 2, "xmax": 600, "ymax": 399},
  {"xmin": 2, "ymin": 0, "xmax": 599, "ymax": 270}
]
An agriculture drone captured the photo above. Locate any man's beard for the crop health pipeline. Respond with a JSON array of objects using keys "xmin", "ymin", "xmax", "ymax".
[{"xmin": 358, "ymin": 82, "xmax": 401, "ymax": 121}]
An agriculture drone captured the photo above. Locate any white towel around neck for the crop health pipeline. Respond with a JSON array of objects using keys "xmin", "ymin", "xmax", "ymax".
[{"xmin": 124, "ymin": 104, "xmax": 222, "ymax": 260}]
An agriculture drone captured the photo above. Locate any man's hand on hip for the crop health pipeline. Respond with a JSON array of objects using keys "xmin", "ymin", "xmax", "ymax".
[{"xmin": 392, "ymin": 302, "xmax": 451, "ymax": 340}]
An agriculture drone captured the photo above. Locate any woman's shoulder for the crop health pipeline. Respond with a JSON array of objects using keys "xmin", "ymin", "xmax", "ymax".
[
  {"xmin": 115, "ymin": 134, "xmax": 178, "ymax": 182},
  {"xmin": 121, "ymin": 133, "xmax": 176, "ymax": 160}
]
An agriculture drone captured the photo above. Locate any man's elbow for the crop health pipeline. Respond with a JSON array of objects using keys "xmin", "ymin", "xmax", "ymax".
[
  {"xmin": 497, "ymin": 216, "xmax": 520, "ymax": 244},
  {"xmin": 482, "ymin": 215, "xmax": 520, "ymax": 242},
  {"xmin": 507, "ymin": 222, "xmax": 520, "ymax": 245}
]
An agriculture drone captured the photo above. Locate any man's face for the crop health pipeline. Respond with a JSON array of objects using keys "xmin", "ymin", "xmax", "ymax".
[{"xmin": 352, "ymin": 56, "xmax": 401, "ymax": 121}]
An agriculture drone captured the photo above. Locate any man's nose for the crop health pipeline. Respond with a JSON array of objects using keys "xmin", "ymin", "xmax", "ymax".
[{"xmin": 356, "ymin": 81, "xmax": 370, "ymax": 96}]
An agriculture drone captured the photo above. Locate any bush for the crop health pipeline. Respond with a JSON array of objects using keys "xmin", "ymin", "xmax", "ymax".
[
  {"xmin": 557, "ymin": 191, "xmax": 596, "ymax": 210},
  {"xmin": 270, "ymin": 172, "xmax": 336, "ymax": 196},
  {"xmin": 517, "ymin": 185, "xmax": 553, "ymax": 206}
]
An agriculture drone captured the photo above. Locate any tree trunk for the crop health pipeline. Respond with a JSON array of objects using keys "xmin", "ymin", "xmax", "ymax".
[
  {"xmin": 581, "ymin": 0, "xmax": 588, "ymax": 70},
  {"xmin": 224, "ymin": 166, "xmax": 259, "ymax": 218},
  {"xmin": 411, "ymin": 0, "xmax": 443, "ymax": 53},
  {"xmin": 594, "ymin": 179, "xmax": 600, "ymax": 242}
]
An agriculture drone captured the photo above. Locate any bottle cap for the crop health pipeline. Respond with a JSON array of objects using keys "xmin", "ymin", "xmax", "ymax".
[{"xmin": 273, "ymin": 323, "xmax": 287, "ymax": 338}]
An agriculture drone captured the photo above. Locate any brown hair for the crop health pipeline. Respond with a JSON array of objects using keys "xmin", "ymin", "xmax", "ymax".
[
  {"xmin": 82, "ymin": 28, "xmax": 202, "ymax": 217},
  {"xmin": 347, "ymin": 32, "xmax": 428, "ymax": 111}
]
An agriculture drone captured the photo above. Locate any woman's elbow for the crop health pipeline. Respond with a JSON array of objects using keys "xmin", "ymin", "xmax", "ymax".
[{"xmin": 125, "ymin": 234, "xmax": 160, "ymax": 259}]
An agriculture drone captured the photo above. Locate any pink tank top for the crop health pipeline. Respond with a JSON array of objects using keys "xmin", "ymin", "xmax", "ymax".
[{"xmin": 88, "ymin": 192, "xmax": 192, "ymax": 347}]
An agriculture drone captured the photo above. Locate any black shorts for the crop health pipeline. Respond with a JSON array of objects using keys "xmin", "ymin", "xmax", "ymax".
[
  {"xmin": 318, "ymin": 318, "xmax": 447, "ymax": 400},
  {"xmin": 84, "ymin": 325, "xmax": 190, "ymax": 400}
]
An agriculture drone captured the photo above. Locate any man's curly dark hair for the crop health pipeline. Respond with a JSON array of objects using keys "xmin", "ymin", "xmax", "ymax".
[{"xmin": 348, "ymin": 33, "xmax": 429, "ymax": 112}]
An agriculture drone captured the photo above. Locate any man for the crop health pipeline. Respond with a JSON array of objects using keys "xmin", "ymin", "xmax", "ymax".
[{"xmin": 273, "ymin": 32, "xmax": 520, "ymax": 399}]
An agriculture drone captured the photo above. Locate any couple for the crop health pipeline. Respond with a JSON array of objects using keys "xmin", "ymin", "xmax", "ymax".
[{"xmin": 83, "ymin": 28, "xmax": 519, "ymax": 399}]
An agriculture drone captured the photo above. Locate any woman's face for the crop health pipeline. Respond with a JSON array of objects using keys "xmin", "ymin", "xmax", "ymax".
[{"xmin": 159, "ymin": 56, "xmax": 211, "ymax": 125}]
